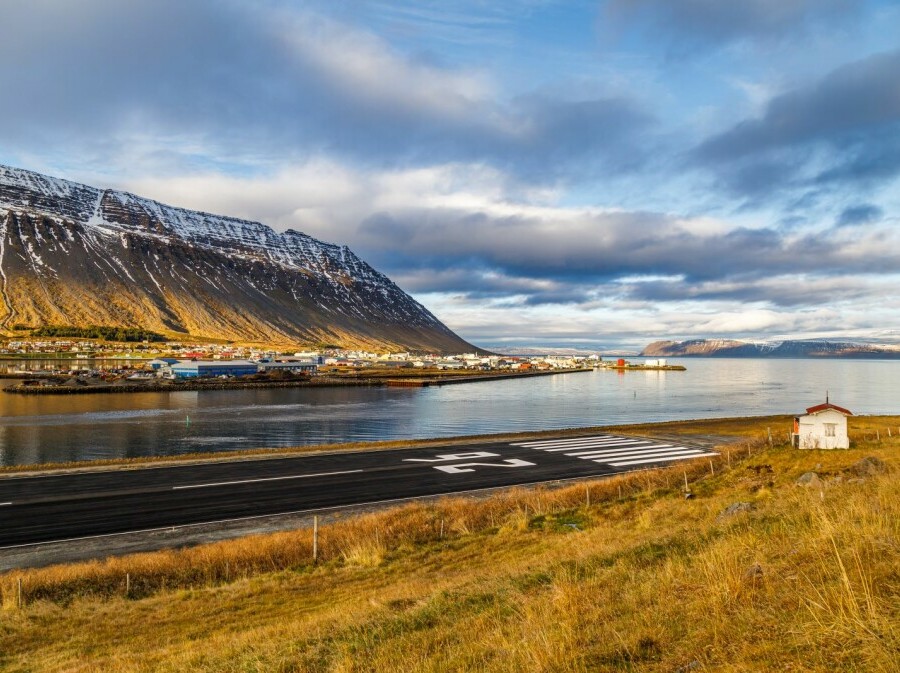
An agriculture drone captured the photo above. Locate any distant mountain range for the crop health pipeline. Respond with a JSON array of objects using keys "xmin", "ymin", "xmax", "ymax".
[
  {"xmin": 641, "ymin": 339, "xmax": 900, "ymax": 358},
  {"xmin": 0, "ymin": 165, "xmax": 476, "ymax": 352}
]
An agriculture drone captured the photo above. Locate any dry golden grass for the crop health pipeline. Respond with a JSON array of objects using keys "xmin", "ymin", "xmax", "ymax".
[{"xmin": 0, "ymin": 418, "xmax": 898, "ymax": 672}]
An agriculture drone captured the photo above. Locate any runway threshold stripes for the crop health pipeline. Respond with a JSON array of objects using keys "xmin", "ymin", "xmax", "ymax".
[{"xmin": 510, "ymin": 435, "xmax": 717, "ymax": 467}]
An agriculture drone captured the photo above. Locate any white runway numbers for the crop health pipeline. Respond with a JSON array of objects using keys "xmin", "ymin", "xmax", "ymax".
[
  {"xmin": 403, "ymin": 452, "xmax": 536, "ymax": 474},
  {"xmin": 403, "ymin": 452, "xmax": 501, "ymax": 463},
  {"xmin": 433, "ymin": 459, "xmax": 535, "ymax": 474}
]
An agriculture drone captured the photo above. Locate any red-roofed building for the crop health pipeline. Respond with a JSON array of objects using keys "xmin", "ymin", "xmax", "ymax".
[{"xmin": 793, "ymin": 398, "xmax": 852, "ymax": 449}]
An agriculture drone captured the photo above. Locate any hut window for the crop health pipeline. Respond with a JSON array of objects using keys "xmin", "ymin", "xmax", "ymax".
[{"xmin": 824, "ymin": 423, "xmax": 837, "ymax": 437}]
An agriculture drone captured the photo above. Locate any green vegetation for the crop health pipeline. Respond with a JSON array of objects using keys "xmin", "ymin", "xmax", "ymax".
[
  {"xmin": 30, "ymin": 325, "xmax": 166, "ymax": 342},
  {"xmin": 0, "ymin": 416, "xmax": 897, "ymax": 671}
]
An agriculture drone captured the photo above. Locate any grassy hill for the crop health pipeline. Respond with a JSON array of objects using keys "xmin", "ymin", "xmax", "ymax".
[{"xmin": 1, "ymin": 416, "xmax": 898, "ymax": 672}]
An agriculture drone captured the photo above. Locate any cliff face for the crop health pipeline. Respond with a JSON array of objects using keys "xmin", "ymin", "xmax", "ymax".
[
  {"xmin": 0, "ymin": 165, "xmax": 476, "ymax": 352},
  {"xmin": 641, "ymin": 339, "xmax": 900, "ymax": 358}
]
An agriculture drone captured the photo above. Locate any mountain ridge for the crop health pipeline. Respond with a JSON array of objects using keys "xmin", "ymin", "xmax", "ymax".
[
  {"xmin": 0, "ymin": 165, "xmax": 476, "ymax": 352},
  {"xmin": 641, "ymin": 338, "xmax": 900, "ymax": 358}
]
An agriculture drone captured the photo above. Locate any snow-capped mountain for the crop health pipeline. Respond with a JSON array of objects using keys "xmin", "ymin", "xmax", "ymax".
[
  {"xmin": 0, "ymin": 165, "xmax": 475, "ymax": 352},
  {"xmin": 641, "ymin": 339, "xmax": 900, "ymax": 358}
]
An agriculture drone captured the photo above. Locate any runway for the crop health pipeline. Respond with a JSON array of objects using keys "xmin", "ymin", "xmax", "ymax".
[{"xmin": 0, "ymin": 434, "xmax": 718, "ymax": 548}]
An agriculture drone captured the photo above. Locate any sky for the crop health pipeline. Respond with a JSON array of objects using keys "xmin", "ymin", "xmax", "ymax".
[{"xmin": 2, "ymin": 0, "xmax": 900, "ymax": 351}]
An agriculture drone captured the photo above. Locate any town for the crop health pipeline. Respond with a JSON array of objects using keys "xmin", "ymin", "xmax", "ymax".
[{"xmin": 0, "ymin": 336, "xmax": 697, "ymax": 384}]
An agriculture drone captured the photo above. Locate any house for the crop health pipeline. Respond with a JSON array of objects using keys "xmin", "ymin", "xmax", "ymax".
[{"xmin": 793, "ymin": 399, "xmax": 852, "ymax": 449}]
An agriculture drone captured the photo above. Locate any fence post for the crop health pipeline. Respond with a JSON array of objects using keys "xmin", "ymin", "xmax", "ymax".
[
  {"xmin": 709, "ymin": 460, "xmax": 715, "ymax": 476},
  {"xmin": 585, "ymin": 484, "xmax": 591, "ymax": 507},
  {"xmin": 439, "ymin": 518, "xmax": 444, "ymax": 539},
  {"xmin": 876, "ymin": 429, "xmax": 880, "ymax": 441},
  {"xmin": 313, "ymin": 515, "xmax": 318, "ymax": 564},
  {"xmin": 17, "ymin": 578, "xmax": 22, "ymax": 609},
  {"xmin": 126, "ymin": 573, "xmax": 131, "ymax": 597},
  {"xmin": 767, "ymin": 427, "xmax": 773, "ymax": 448},
  {"xmin": 683, "ymin": 471, "xmax": 689, "ymax": 492}
]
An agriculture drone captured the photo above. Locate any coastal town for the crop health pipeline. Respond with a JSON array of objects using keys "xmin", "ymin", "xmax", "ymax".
[{"xmin": 0, "ymin": 336, "xmax": 686, "ymax": 394}]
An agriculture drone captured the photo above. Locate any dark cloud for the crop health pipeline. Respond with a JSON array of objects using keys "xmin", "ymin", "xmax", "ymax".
[
  {"xmin": 354, "ymin": 207, "xmax": 900, "ymax": 305},
  {"xmin": 836, "ymin": 204, "xmax": 884, "ymax": 227},
  {"xmin": 0, "ymin": 0, "xmax": 653, "ymax": 182},
  {"xmin": 693, "ymin": 49, "xmax": 900, "ymax": 197},
  {"xmin": 624, "ymin": 277, "xmax": 878, "ymax": 307},
  {"xmin": 604, "ymin": 0, "xmax": 859, "ymax": 53}
]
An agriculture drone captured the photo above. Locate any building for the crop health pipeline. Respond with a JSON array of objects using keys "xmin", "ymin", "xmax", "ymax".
[
  {"xmin": 146, "ymin": 357, "xmax": 179, "ymax": 371},
  {"xmin": 257, "ymin": 360, "xmax": 318, "ymax": 374},
  {"xmin": 168, "ymin": 360, "xmax": 260, "ymax": 379},
  {"xmin": 793, "ymin": 400, "xmax": 852, "ymax": 449}
]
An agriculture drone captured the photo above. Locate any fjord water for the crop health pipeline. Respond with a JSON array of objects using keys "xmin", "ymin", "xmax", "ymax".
[{"xmin": 0, "ymin": 358, "xmax": 897, "ymax": 466}]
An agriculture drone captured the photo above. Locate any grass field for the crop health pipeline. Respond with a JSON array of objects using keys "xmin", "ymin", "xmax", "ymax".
[{"xmin": 0, "ymin": 416, "xmax": 897, "ymax": 672}]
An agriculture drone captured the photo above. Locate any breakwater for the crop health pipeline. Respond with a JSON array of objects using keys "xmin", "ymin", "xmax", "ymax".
[{"xmin": 4, "ymin": 368, "xmax": 592, "ymax": 395}]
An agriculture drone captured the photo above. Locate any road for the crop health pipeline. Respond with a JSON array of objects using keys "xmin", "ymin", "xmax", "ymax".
[{"xmin": 0, "ymin": 434, "xmax": 718, "ymax": 548}]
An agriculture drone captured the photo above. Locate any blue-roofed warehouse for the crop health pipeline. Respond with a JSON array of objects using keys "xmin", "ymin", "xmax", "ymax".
[{"xmin": 168, "ymin": 360, "xmax": 260, "ymax": 379}]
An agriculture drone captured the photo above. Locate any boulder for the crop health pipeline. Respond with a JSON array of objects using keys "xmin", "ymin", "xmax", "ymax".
[
  {"xmin": 849, "ymin": 457, "xmax": 888, "ymax": 478},
  {"xmin": 717, "ymin": 502, "xmax": 753, "ymax": 520},
  {"xmin": 796, "ymin": 472, "xmax": 823, "ymax": 488}
]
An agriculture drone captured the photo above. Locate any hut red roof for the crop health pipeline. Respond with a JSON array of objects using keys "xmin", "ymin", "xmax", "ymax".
[{"xmin": 805, "ymin": 402, "xmax": 853, "ymax": 416}]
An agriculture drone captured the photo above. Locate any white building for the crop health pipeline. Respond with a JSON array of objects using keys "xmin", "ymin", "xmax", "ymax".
[{"xmin": 793, "ymin": 400, "xmax": 852, "ymax": 449}]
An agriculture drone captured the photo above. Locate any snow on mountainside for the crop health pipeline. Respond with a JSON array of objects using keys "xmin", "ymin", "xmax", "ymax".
[
  {"xmin": 0, "ymin": 164, "xmax": 475, "ymax": 352},
  {"xmin": 641, "ymin": 339, "xmax": 900, "ymax": 358}
]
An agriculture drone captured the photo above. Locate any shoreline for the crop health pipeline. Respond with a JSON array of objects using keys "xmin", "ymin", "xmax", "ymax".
[
  {"xmin": 0, "ymin": 412, "xmax": 845, "ymax": 477},
  {"xmin": 1, "ymin": 367, "xmax": 593, "ymax": 395}
]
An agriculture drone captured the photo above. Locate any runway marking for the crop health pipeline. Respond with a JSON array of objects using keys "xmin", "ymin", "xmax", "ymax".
[
  {"xmin": 610, "ymin": 452, "xmax": 718, "ymax": 467},
  {"xmin": 403, "ymin": 452, "xmax": 500, "ymax": 463},
  {"xmin": 545, "ymin": 441, "xmax": 656, "ymax": 453},
  {"xmin": 171, "ymin": 469, "xmax": 364, "ymax": 490},
  {"xmin": 0, "ymin": 502, "xmax": 11, "ymax": 506},
  {"xmin": 435, "ymin": 459, "xmax": 535, "ymax": 474},
  {"xmin": 514, "ymin": 434, "xmax": 718, "ymax": 468},
  {"xmin": 567, "ymin": 446, "xmax": 688, "ymax": 459},
  {"xmin": 584, "ymin": 448, "xmax": 703, "ymax": 462},
  {"xmin": 511, "ymin": 435, "xmax": 620, "ymax": 448},
  {"xmin": 543, "ymin": 441, "xmax": 654, "ymax": 452}
]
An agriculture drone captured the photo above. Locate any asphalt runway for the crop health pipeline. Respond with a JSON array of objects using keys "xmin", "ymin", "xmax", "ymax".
[{"xmin": 0, "ymin": 434, "xmax": 718, "ymax": 548}]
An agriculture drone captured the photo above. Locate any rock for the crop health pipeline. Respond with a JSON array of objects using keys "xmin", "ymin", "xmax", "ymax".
[
  {"xmin": 717, "ymin": 502, "xmax": 753, "ymax": 520},
  {"xmin": 849, "ymin": 457, "xmax": 888, "ymax": 478},
  {"xmin": 743, "ymin": 563, "xmax": 764, "ymax": 580},
  {"xmin": 675, "ymin": 661, "xmax": 702, "ymax": 672},
  {"xmin": 796, "ymin": 472, "xmax": 823, "ymax": 488}
]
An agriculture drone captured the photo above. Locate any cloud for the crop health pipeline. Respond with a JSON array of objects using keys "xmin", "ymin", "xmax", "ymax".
[
  {"xmin": 693, "ymin": 48, "xmax": 900, "ymax": 196},
  {"xmin": 604, "ymin": 0, "xmax": 860, "ymax": 53},
  {"xmin": 123, "ymin": 161, "xmax": 900, "ymax": 310},
  {"xmin": 836, "ymin": 204, "xmax": 884, "ymax": 227},
  {"xmin": 0, "ymin": 0, "xmax": 653, "ymax": 184},
  {"xmin": 623, "ymin": 275, "xmax": 885, "ymax": 307}
]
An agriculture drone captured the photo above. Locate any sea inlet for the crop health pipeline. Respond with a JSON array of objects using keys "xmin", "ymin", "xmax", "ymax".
[{"xmin": 1, "ymin": 358, "xmax": 897, "ymax": 466}]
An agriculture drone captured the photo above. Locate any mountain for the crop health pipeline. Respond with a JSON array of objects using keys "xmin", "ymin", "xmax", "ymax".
[
  {"xmin": 641, "ymin": 338, "xmax": 900, "ymax": 358},
  {"xmin": 0, "ymin": 165, "xmax": 476, "ymax": 352}
]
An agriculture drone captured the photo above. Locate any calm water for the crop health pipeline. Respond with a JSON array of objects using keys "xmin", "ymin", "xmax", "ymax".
[{"xmin": 1, "ymin": 358, "xmax": 897, "ymax": 466}]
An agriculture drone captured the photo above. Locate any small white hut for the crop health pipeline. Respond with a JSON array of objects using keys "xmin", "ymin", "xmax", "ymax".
[{"xmin": 792, "ymin": 399, "xmax": 852, "ymax": 449}]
